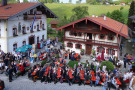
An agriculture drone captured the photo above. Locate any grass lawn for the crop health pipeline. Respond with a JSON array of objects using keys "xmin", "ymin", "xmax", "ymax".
[{"xmin": 45, "ymin": 3, "xmax": 129, "ymax": 24}]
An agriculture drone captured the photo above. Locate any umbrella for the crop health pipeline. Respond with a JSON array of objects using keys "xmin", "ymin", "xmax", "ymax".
[
  {"xmin": 101, "ymin": 50, "xmax": 104, "ymax": 61},
  {"xmin": 23, "ymin": 45, "xmax": 32, "ymax": 49},
  {"xmin": 45, "ymin": 49, "xmax": 49, "ymax": 52},
  {"xmin": 16, "ymin": 47, "xmax": 27, "ymax": 52}
]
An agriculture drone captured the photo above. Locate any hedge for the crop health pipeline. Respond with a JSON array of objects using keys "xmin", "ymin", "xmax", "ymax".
[
  {"xmin": 101, "ymin": 61, "xmax": 114, "ymax": 71},
  {"xmin": 68, "ymin": 61, "xmax": 96, "ymax": 71}
]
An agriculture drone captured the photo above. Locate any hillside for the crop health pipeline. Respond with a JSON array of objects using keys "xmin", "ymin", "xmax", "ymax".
[{"xmin": 45, "ymin": 3, "xmax": 130, "ymax": 24}]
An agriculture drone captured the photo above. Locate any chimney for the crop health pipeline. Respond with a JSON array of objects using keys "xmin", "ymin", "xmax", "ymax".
[
  {"xmin": 92, "ymin": 15, "xmax": 95, "ymax": 17},
  {"xmin": 104, "ymin": 16, "xmax": 106, "ymax": 20},
  {"xmin": 2, "ymin": 0, "xmax": 7, "ymax": 6}
]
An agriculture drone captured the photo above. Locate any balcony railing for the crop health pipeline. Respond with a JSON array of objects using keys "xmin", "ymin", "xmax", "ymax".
[{"xmin": 64, "ymin": 37, "xmax": 119, "ymax": 48}]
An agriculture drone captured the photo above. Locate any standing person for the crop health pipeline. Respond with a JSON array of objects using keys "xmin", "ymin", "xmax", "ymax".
[
  {"xmin": 8, "ymin": 66, "xmax": 13, "ymax": 82},
  {"xmin": 91, "ymin": 63, "xmax": 94, "ymax": 71},
  {"xmin": 102, "ymin": 79, "xmax": 108, "ymax": 90},
  {"xmin": 123, "ymin": 53, "xmax": 128, "ymax": 68},
  {"xmin": 107, "ymin": 75, "xmax": 112, "ymax": 90},
  {"xmin": 20, "ymin": 65, "xmax": 24, "ymax": 76}
]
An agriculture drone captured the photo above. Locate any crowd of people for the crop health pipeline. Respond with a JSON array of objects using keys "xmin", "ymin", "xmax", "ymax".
[
  {"xmin": 0, "ymin": 38, "xmax": 135, "ymax": 90},
  {"xmin": 28, "ymin": 55, "xmax": 135, "ymax": 90}
]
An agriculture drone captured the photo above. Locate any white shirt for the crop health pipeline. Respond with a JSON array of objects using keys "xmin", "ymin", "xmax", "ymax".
[
  {"xmin": 102, "ymin": 66, "xmax": 106, "ymax": 72},
  {"xmin": 96, "ymin": 62, "xmax": 100, "ymax": 67}
]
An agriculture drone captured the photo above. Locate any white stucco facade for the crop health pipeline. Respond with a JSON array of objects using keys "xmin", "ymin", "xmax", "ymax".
[
  {"xmin": 0, "ymin": 9, "xmax": 47, "ymax": 53},
  {"xmin": 64, "ymin": 31, "xmax": 118, "ymax": 57}
]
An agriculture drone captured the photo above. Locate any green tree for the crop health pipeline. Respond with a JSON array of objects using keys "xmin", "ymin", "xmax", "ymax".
[
  {"xmin": 127, "ymin": 1, "xmax": 135, "ymax": 27},
  {"xmin": 23, "ymin": 0, "xmax": 29, "ymax": 3},
  {"xmin": 72, "ymin": 6, "xmax": 89, "ymax": 19},
  {"xmin": 69, "ymin": 0, "xmax": 72, "ymax": 3},
  {"xmin": 106, "ymin": 12, "xmax": 111, "ymax": 17},
  {"xmin": 110, "ymin": 10, "xmax": 125, "ymax": 23}
]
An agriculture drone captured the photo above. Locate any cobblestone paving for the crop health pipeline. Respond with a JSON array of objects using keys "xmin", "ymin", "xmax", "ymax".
[{"xmin": 1, "ymin": 74, "xmax": 103, "ymax": 90}]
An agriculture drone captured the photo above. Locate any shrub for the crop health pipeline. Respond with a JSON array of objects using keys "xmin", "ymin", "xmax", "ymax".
[
  {"xmin": 68, "ymin": 61, "xmax": 96, "ymax": 71},
  {"xmin": 68, "ymin": 61, "xmax": 79, "ymax": 68},
  {"xmin": 41, "ymin": 59, "xmax": 47, "ymax": 66},
  {"xmin": 101, "ymin": 61, "xmax": 114, "ymax": 71}
]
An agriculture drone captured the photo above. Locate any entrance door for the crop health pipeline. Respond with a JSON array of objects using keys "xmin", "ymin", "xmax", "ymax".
[
  {"xmin": 29, "ymin": 36, "xmax": 35, "ymax": 45},
  {"xmin": 86, "ymin": 44, "xmax": 92, "ymax": 55},
  {"xmin": 87, "ymin": 33, "xmax": 92, "ymax": 39}
]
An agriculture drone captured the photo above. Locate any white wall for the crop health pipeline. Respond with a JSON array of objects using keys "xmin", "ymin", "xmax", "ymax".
[
  {"xmin": 94, "ymin": 34, "xmax": 117, "ymax": 43},
  {"xmin": 0, "ymin": 12, "xmax": 47, "ymax": 53},
  {"xmin": 92, "ymin": 45, "xmax": 117, "ymax": 57},
  {"xmin": 64, "ymin": 41, "xmax": 85, "ymax": 54}
]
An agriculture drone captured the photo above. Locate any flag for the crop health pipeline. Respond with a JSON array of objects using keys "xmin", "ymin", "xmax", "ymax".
[{"xmin": 30, "ymin": 14, "xmax": 36, "ymax": 31}]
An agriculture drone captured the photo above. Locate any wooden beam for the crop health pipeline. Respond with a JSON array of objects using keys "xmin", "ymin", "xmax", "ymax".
[
  {"xmin": 73, "ymin": 24, "xmax": 74, "ymax": 28},
  {"xmin": 86, "ymin": 19, "xmax": 87, "ymax": 24},
  {"xmin": 116, "ymin": 33, "xmax": 118, "ymax": 37},
  {"xmin": 100, "ymin": 25, "xmax": 102, "ymax": 31}
]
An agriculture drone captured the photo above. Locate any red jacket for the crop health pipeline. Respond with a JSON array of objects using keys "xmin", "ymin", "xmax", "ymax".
[{"xmin": 20, "ymin": 65, "xmax": 24, "ymax": 72}]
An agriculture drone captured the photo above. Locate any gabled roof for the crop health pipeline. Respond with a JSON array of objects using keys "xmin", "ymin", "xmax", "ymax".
[
  {"xmin": 56, "ymin": 17, "xmax": 128, "ymax": 38},
  {"xmin": 0, "ymin": 2, "xmax": 58, "ymax": 20}
]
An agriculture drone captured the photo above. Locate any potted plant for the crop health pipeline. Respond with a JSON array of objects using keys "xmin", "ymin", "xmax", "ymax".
[
  {"xmin": 92, "ymin": 49, "xmax": 96, "ymax": 56},
  {"xmin": 80, "ymin": 49, "xmax": 85, "ymax": 55}
]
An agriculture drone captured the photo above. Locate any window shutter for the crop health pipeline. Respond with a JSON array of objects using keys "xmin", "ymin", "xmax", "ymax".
[
  {"xmin": 106, "ymin": 49, "xmax": 109, "ymax": 55},
  {"xmin": 81, "ymin": 33, "xmax": 83, "ymax": 36},
  {"xmin": 112, "ymin": 36, "xmax": 115, "ymax": 40},
  {"xmin": 103, "ymin": 48, "xmax": 105, "ymax": 53},
  {"xmin": 69, "ymin": 32, "xmax": 71, "ymax": 35},
  {"xmin": 80, "ymin": 45, "xmax": 82, "ymax": 49},
  {"xmin": 75, "ymin": 44, "xmax": 77, "ymax": 48},
  {"xmin": 113, "ymin": 50, "xmax": 115, "ymax": 55},
  {"xmin": 104, "ymin": 36, "xmax": 106, "ymax": 39},
  {"xmin": 67, "ymin": 43, "xmax": 69, "ymax": 47},
  {"xmin": 97, "ymin": 47, "xmax": 99, "ymax": 52},
  {"xmin": 98, "ymin": 35, "xmax": 100, "ymax": 39},
  {"xmin": 71, "ymin": 43, "xmax": 73, "ymax": 48}
]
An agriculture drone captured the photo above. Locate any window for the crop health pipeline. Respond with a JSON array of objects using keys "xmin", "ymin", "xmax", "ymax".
[
  {"xmin": 13, "ymin": 28, "xmax": 17, "ymax": 36},
  {"xmin": 75, "ymin": 44, "xmax": 82, "ymax": 49},
  {"xmin": 67, "ymin": 43, "xmax": 73, "ymax": 48},
  {"xmin": 42, "ymin": 24, "xmax": 45, "ymax": 30},
  {"xmin": 108, "ymin": 48, "xmax": 113, "ymax": 55},
  {"xmin": 0, "ymin": 45, "xmax": 1, "ymax": 50},
  {"xmin": 99, "ymin": 34, "xmax": 105, "ymax": 39},
  {"xmin": 70, "ymin": 31, "xmax": 74, "ymax": 35},
  {"xmin": 97, "ymin": 47, "xmax": 104, "ymax": 53},
  {"xmin": 13, "ymin": 43, "xmax": 17, "ymax": 51},
  {"xmin": 37, "ymin": 25, "xmax": 39, "ymax": 31},
  {"xmin": 99, "ymin": 47, "xmax": 103, "ymax": 53},
  {"xmin": 22, "ymin": 26, "xmax": 26, "ymax": 34},
  {"xmin": 30, "ymin": 9, "xmax": 33, "ymax": 14},
  {"xmin": 77, "ymin": 32, "xmax": 82, "ymax": 37},
  {"xmin": 108, "ymin": 35, "xmax": 114, "ymax": 40},
  {"xmin": 42, "ymin": 35, "xmax": 44, "ymax": 40},
  {"xmin": 22, "ymin": 41, "xmax": 26, "ymax": 46},
  {"xmin": 37, "ymin": 37, "xmax": 39, "ymax": 44},
  {"xmin": 0, "ymin": 29, "xmax": 1, "ymax": 37},
  {"xmin": 18, "ymin": 22, "xmax": 21, "ymax": 32}
]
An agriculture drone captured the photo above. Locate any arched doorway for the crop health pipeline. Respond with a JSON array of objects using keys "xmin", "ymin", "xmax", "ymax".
[{"xmin": 29, "ymin": 35, "xmax": 35, "ymax": 45}]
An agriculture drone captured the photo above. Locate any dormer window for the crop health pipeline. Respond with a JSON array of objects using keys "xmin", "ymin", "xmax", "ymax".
[{"xmin": 30, "ymin": 9, "xmax": 33, "ymax": 14}]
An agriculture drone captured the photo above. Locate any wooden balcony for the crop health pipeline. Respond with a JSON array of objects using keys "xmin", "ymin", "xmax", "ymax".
[
  {"xmin": 64, "ymin": 37, "xmax": 119, "ymax": 48},
  {"xmin": 24, "ymin": 14, "xmax": 41, "ymax": 20}
]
